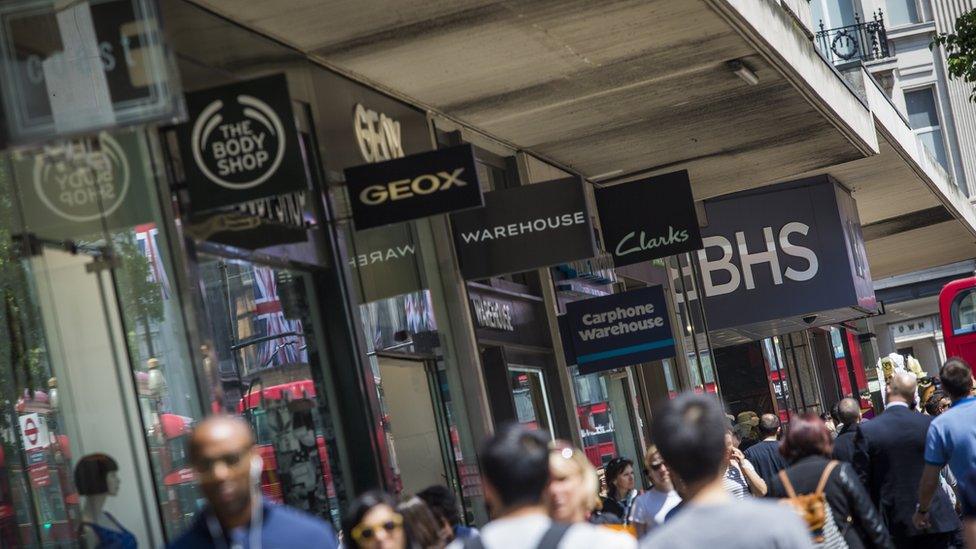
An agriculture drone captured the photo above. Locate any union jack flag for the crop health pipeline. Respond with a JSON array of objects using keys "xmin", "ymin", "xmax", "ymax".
[
  {"xmin": 134, "ymin": 223, "xmax": 171, "ymax": 300},
  {"xmin": 251, "ymin": 265, "xmax": 307, "ymax": 368}
]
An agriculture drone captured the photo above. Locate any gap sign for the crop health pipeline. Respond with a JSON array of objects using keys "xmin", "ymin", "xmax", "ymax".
[
  {"xmin": 344, "ymin": 143, "xmax": 484, "ymax": 230},
  {"xmin": 563, "ymin": 285, "xmax": 676, "ymax": 375}
]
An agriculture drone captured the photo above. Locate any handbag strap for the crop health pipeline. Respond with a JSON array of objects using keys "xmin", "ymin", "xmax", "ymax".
[
  {"xmin": 778, "ymin": 469, "xmax": 798, "ymax": 498},
  {"xmin": 537, "ymin": 523, "xmax": 571, "ymax": 549},
  {"xmin": 815, "ymin": 461, "xmax": 840, "ymax": 495}
]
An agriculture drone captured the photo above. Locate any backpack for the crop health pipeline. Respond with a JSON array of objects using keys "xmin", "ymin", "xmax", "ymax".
[{"xmin": 777, "ymin": 460, "xmax": 848, "ymax": 549}]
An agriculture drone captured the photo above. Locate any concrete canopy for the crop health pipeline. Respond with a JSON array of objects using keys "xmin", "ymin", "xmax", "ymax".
[{"xmin": 180, "ymin": 0, "xmax": 876, "ymax": 201}]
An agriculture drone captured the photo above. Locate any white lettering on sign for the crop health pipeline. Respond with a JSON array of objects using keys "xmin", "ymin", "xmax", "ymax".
[
  {"xmin": 191, "ymin": 95, "xmax": 286, "ymax": 190},
  {"xmin": 575, "ymin": 302, "xmax": 666, "ymax": 341},
  {"xmin": 354, "ymin": 103, "xmax": 403, "ymax": 163},
  {"xmin": 696, "ymin": 221, "xmax": 819, "ymax": 297},
  {"xmin": 30, "ymin": 132, "xmax": 130, "ymax": 222},
  {"xmin": 459, "ymin": 211, "xmax": 586, "ymax": 244},
  {"xmin": 471, "ymin": 298, "xmax": 514, "ymax": 331},
  {"xmin": 347, "ymin": 244, "xmax": 417, "ymax": 268},
  {"xmin": 360, "ymin": 168, "xmax": 467, "ymax": 205},
  {"xmin": 614, "ymin": 226, "xmax": 690, "ymax": 257}
]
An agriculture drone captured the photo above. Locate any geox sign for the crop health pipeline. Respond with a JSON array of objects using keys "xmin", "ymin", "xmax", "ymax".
[{"xmin": 344, "ymin": 144, "xmax": 484, "ymax": 230}]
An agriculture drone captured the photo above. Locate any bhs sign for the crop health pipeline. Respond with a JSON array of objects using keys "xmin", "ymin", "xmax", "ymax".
[{"xmin": 689, "ymin": 176, "xmax": 876, "ymax": 332}]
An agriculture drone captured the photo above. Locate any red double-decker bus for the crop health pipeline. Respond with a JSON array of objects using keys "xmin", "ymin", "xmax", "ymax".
[{"xmin": 940, "ymin": 277, "xmax": 976, "ymax": 369}]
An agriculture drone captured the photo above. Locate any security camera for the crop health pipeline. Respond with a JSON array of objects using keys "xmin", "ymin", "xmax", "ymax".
[{"xmin": 802, "ymin": 314, "xmax": 818, "ymax": 325}]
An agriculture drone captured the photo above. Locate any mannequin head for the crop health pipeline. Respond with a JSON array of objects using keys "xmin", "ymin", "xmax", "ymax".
[{"xmin": 75, "ymin": 454, "xmax": 120, "ymax": 497}]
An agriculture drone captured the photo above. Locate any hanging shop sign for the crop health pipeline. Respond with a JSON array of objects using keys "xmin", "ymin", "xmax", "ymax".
[
  {"xmin": 11, "ymin": 130, "xmax": 153, "ymax": 240},
  {"xmin": 595, "ymin": 170, "xmax": 703, "ymax": 267},
  {"xmin": 175, "ymin": 73, "xmax": 306, "ymax": 213},
  {"xmin": 691, "ymin": 175, "xmax": 876, "ymax": 337},
  {"xmin": 344, "ymin": 143, "xmax": 484, "ymax": 230},
  {"xmin": 467, "ymin": 284, "xmax": 551, "ymax": 348},
  {"xmin": 562, "ymin": 285, "xmax": 676, "ymax": 375},
  {"xmin": 451, "ymin": 177, "xmax": 596, "ymax": 280},
  {"xmin": 0, "ymin": 0, "xmax": 181, "ymax": 145}
]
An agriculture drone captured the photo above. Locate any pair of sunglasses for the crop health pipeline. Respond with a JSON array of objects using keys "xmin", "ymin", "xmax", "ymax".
[{"xmin": 351, "ymin": 514, "xmax": 403, "ymax": 543}]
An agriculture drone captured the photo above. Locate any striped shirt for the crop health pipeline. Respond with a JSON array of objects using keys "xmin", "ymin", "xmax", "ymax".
[{"xmin": 722, "ymin": 460, "xmax": 756, "ymax": 499}]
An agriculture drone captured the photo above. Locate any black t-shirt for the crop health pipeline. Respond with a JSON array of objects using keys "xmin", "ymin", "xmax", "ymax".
[{"xmin": 743, "ymin": 439, "xmax": 788, "ymax": 485}]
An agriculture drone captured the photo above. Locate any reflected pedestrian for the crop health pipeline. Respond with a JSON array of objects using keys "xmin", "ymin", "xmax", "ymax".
[
  {"xmin": 167, "ymin": 415, "xmax": 338, "ymax": 548},
  {"xmin": 641, "ymin": 392, "xmax": 811, "ymax": 548},
  {"xmin": 75, "ymin": 453, "xmax": 137, "ymax": 549}
]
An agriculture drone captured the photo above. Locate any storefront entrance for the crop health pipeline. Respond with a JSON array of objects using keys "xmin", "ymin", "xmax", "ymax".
[{"xmin": 375, "ymin": 356, "xmax": 452, "ymax": 496}]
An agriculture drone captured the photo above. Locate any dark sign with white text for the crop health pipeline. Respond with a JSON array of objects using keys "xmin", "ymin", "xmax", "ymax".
[
  {"xmin": 344, "ymin": 143, "xmax": 483, "ymax": 230},
  {"xmin": 450, "ymin": 177, "xmax": 596, "ymax": 280},
  {"xmin": 0, "ymin": 0, "xmax": 181, "ymax": 144},
  {"xmin": 563, "ymin": 285, "xmax": 676, "ymax": 375},
  {"xmin": 176, "ymin": 74, "xmax": 306, "ymax": 212},
  {"xmin": 595, "ymin": 171, "xmax": 702, "ymax": 267}
]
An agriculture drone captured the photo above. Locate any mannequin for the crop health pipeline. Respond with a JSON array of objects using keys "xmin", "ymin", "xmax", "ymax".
[{"xmin": 74, "ymin": 454, "xmax": 137, "ymax": 548}]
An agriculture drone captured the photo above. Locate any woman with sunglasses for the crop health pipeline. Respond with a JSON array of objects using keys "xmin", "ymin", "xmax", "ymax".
[
  {"xmin": 631, "ymin": 445, "xmax": 681, "ymax": 537},
  {"xmin": 343, "ymin": 491, "xmax": 412, "ymax": 549}
]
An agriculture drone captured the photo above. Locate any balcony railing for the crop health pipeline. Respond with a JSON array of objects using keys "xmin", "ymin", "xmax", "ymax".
[{"xmin": 815, "ymin": 11, "xmax": 890, "ymax": 66}]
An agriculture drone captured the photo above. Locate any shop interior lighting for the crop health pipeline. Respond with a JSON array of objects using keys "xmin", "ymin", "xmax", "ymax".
[{"xmin": 728, "ymin": 60, "xmax": 759, "ymax": 86}]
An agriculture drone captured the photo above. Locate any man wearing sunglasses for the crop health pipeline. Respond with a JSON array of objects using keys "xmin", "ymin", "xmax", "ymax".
[{"xmin": 168, "ymin": 415, "xmax": 339, "ymax": 549}]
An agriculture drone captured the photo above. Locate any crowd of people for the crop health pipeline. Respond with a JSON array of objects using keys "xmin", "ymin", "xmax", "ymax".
[{"xmin": 75, "ymin": 356, "xmax": 973, "ymax": 548}]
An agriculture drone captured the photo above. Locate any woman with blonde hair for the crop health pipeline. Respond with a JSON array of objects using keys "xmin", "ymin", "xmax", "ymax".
[{"xmin": 546, "ymin": 440, "xmax": 601, "ymax": 523}]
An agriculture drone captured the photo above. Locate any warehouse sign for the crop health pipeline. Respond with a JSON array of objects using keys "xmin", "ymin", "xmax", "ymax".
[
  {"xmin": 450, "ymin": 177, "xmax": 596, "ymax": 279},
  {"xmin": 562, "ymin": 285, "xmax": 676, "ymax": 375}
]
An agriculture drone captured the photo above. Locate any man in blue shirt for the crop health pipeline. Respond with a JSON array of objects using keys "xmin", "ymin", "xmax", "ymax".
[
  {"xmin": 914, "ymin": 358, "xmax": 976, "ymax": 531},
  {"xmin": 169, "ymin": 415, "xmax": 339, "ymax": 548}
]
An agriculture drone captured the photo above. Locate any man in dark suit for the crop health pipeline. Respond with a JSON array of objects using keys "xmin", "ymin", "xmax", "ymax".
[
  {"xmin": 854, "ymin": 371, "xmax": 960, "ymax": 549},
  {"xmin": 832, "ymin": 397, "xmax": 861, "ymax": 463}
]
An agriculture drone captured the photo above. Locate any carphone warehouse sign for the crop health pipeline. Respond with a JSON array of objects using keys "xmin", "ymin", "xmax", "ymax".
[{"xmin": 563, "ymin": 285, "xmax": 676, "ymax": 375}]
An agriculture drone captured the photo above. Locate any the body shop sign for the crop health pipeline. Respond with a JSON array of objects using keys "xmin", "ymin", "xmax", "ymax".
[
  {"xmin": 177, "ymin": 74, "xmax": 305, "ymax": 212},
  {"xmin": 595, "ymin": 170, "xmax": 703, "ymax": 267},
  {"xmin": 10, "ymin": 130, "xmax": 152, "ymax": 239},
  {"xmin": 563, "ymin": 285, "xmax": 676, "ymax": 375},
  {"xmin": 450, "ymin": 177, "xmax": 596, "ymax": 280},
  {"xmin": 691, "ymin": 175, "xmax": 876, "ymax": 335}
]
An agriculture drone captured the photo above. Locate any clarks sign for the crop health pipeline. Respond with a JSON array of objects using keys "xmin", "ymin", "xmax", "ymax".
[
  {"xmin": 451, "ymin": 177, "xmax": 596, "ymax": 280},
  {"xmin": 344, "ymin": 144, "xmax": 484, "ymax": 230},
  {"xmin": 176, "ymin": 74, "xmax": 306, "ymax": 213},
  {"xmin": 595, "ymin": 171, "xmax": 702, "ymax": 267}
]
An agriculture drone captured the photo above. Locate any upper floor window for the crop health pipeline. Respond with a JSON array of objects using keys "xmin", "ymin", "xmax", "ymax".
[
  {"xmin": 886, "ymin": 0, "xmax": 923, "ymax": 26},
  {"xmin": 905, "ymin": 87, "xmax": 950, "ymax": 171}
]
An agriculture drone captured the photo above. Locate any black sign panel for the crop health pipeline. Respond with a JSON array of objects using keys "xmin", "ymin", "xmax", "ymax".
[
  {"xmin": 344, "ymin": 144, "xmax": 484, "ymax": 230},
  {"xmin": 595, "ymin": 171, "xmax": 702, "ymax": 267},
  {"xmin": 451, "ymin": 177, "xmax": 596, "ymax": 280},
  {"xmin": 176, "ymin": 74, "xmax": 306, "ymax": 212},
  {"xmin": 0, "ymin": 0, "xmax": 181, "ymax": 144}
]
